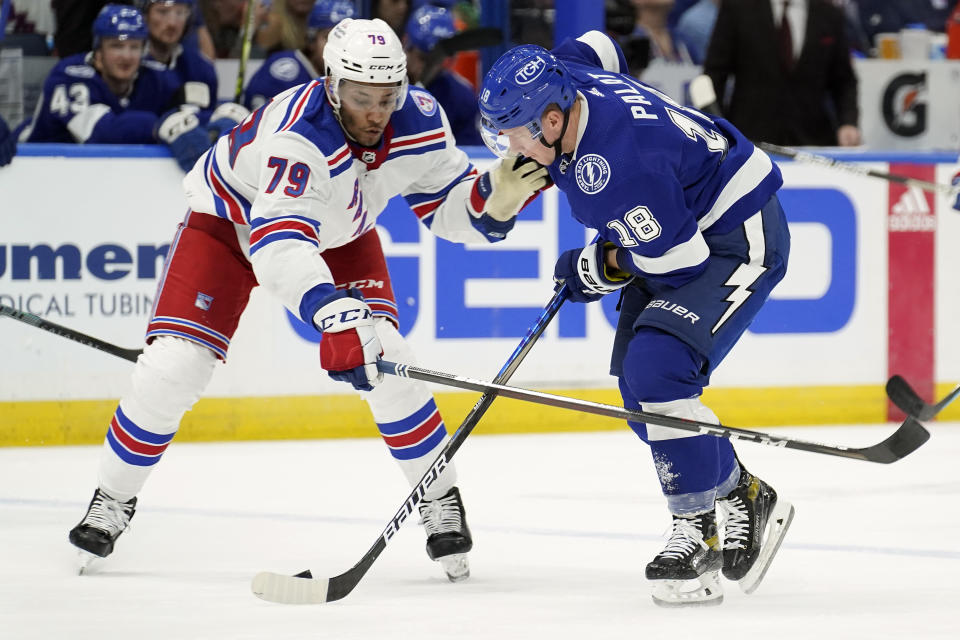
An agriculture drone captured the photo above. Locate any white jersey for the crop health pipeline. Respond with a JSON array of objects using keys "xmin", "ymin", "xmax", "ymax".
[{"xmin": 182, "ymin": 80, "xmax": 488, "ymax": 323}]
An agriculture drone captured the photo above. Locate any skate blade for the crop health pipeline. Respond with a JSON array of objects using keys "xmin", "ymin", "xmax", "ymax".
[
  {"xmin": 77, "ymin": 550, "xmax": 102, "ymax": 575},
  {"xmin": 738, "ymin": 501, "xmax": 795, "ymax": 595},
  {"xmin": 438, "ymin": 553, "xmax": 470, "ymax": 583},
  {"xmin": 651, "ymin": 571, "xmax": 724, "ymax": 607}
]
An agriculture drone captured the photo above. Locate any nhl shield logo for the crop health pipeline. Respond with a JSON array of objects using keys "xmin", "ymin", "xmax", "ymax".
[
  {"xmin": 574, "ymin": 154, "xmax": 611, "ymax": 194},
  {"xmin": 361, "ymin": 150, "xmax": 377, "ymax": 163}
]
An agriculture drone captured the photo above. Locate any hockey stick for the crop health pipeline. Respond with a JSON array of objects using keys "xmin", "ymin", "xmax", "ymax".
[
  {"xmin": 250, "ymin": 286, "xmax": 570, "ymax": 605},
  {"xmin": 886, "ymin": 375, "xmax": 960, "ymax": 421},
  {"xmin": 234, "ymin": 0, "xmax": 259, "ymax": 103},
  {"xmin": 378, "ymin": 360, "xmax": 930, "ymax": 465},
  {"xmin": 687, "ymin": 75, "xmax": 959, "ymax": 198},
  {"xmin": 0, "ymin": 304, "xmax": 142, "ymax": 363}
]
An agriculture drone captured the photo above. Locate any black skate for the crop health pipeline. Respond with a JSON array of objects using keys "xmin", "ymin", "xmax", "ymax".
[
  {"xmin": 69, "ymin": 488, "xmax": 137, "ymax": 574},
  {"xmin": 645, "ymin": 510, "xmax": 724, "ymax": 607},
  {"xmin": 718, "ymin": 466, "xmax": 794, "ymax": 594},
  {"xmin": 418, "ymin": 486, "xmax": 472, "ymax": 582}
]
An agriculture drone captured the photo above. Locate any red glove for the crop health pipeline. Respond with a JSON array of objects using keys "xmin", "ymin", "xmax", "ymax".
[{"xmin": 314, "ymin": 289, "xmax": 383, "ymax": 391}]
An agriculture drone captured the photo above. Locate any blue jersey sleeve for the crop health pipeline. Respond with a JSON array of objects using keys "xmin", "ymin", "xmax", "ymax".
[{"xmin": 552, "ymin": 30, "xmax": 629, "ymax": 74}]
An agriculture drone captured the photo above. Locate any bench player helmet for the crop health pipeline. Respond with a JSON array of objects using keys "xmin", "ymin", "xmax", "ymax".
[
  {"xmin": 405, "ymin": 5, "xmax": 456, "ymax": 53},
  {"xmin": 93, "ymin": 4, "xmax": 149, "ymax": 49},
  {"xmin": 309, "ymin": 0, "xmax": 356, "ymax": 33},
  {"xmin": 322, "ymin": 18, "xmax": 408, "ymax": 113},
  {"xmin": 478, "ymin": 45, "xmax": 576, "ymax": 159}
]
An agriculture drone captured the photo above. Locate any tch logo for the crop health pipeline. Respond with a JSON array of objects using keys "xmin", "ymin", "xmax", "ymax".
[
  {"xmin": 882, "ymin": 72, "xmax": 927, "ymax": 137},
  {"xmin": 889, "ymin": 187, "xmax": 936, "ymax": 232},
  {"xmin": 515, "ymin": 56, "xmax": 547, "ymax": 85}
]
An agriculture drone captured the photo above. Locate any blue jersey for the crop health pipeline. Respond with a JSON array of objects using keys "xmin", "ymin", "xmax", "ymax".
[
  {"xmin": 145, "ymin": 44, "xmax": 218, "ymax": 114},
  {"xmin": 424, "ymin": 70, "xmax": 482, "ymax": 147},
  {"xmin": 23, "ymin": 53, "xmax": 175, "ymax": 144},
  {"xmin": 242, "ymin": 50, "xmax": 318, "ymax": 112},
  {"xmin": 549, "ymin": 34, "xmax": 782, "ymax": 288}
]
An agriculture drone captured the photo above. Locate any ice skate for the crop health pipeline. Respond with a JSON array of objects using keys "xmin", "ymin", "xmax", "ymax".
[
  {"xmin": 69, "ymin": 489, "xmax": 137, "ymax": 574},
  {"xmin": 718, "ymin": 466, "xmax": 794, "ymax": 594},
  {"xmin": 646, "ymin": 510, "xmax": 724, "ymax": 607},
  {"xmin": 418, "ymin": 486, "xmax": 472, "ymax": 582}
]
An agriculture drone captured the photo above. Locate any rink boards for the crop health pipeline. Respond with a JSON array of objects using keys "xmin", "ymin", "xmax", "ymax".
[{"xmin": 1, "ymin": 145, "xmax": 959, "ymax": 445}]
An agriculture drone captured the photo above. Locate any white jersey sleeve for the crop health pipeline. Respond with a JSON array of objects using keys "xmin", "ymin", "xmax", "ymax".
[{"xmin": 400, "ymin": 103, "xmax": 491, "ymax": 245}]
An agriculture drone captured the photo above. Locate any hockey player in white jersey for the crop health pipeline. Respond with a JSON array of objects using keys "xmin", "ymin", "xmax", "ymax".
[
  {"xmin": 479, "ymin": 33, "xmax": 794, "ymax": 606},
  {"xmin": 68, "ymin": 18, "xmax": 550, "ymax": 582}
]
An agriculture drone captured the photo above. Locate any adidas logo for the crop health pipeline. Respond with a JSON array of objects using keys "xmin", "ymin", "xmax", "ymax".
[{"xmin": 889, "ymin": 187, "xmax": 936, "ymax": 232}]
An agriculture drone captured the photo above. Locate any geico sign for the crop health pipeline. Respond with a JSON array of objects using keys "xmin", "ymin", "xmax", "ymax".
[{"xmin": 0, "ymin": 243, "xmax": 169, "ymax": 281}]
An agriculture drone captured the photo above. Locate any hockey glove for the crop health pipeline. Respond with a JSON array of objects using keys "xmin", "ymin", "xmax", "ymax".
[
  {"xmin": 469, "ymin": 155, "xmax": 551, "ymax": 241},
  {"xmin": 155, "ymin": 106, "xmax": 211, "ymax": 172},
  {"xmin": 952, "ymin": 172, "xmax": 960, "ymax": 212},
  {"xmin": 554, "ymin": 242, "xmax": 634, "ymax": 303},
  {"xmin": 207, "ymin": 102, "xmax": 250, "ymax": 142},
  {"xmin": 314, "ymin": 289, "xmax": 384, "ymax": 392},
  {"xmin": 0, "ymin": 115, "xmax": 15, "ymax": 167}
]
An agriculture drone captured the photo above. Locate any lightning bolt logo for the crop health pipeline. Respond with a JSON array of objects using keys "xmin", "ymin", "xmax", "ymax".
[
  {"xmin": 712, "ymin": 213, "xmax": 768, "ymax": 335},
  {"xmin": 712, "ymin": 263, "xmax": 765, "ymax": 334}
]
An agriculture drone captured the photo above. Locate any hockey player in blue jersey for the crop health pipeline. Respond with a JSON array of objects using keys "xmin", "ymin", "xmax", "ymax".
[
  {"xmin": 479, "ymin": 32, "xmax": 795, "ymax": 607},
  {"xmin": 403, "ymin": 5, "xmax": 483, "ymax": 146},
  {"xmin": 22, "ymin": 5, "xmax": 164, "ymax": 144},
  {"xmin": 140, "ymin": 1, "xmax": 218, "ymax": 116},
  {"xmin": 21, "ymin": 4, "xmax": 220, "ymax": 172},
  {"xmin": 243, "ymin": 0, "xmax": 356, "ymax": 111}
]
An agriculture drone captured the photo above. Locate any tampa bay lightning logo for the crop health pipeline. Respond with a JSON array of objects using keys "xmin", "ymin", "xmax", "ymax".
[
  {"xmin": 515, "ymin": 57, "xmax": 547, "ymax": 85},
  {"xmin": 574, "ymin": 154, "xmax": 611, "ymax": 194}
]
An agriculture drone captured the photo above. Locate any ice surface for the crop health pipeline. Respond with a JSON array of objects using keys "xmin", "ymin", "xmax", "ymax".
[{"xmin": 2, "ymin": 423, "xmax": 957, "ymax": 639}]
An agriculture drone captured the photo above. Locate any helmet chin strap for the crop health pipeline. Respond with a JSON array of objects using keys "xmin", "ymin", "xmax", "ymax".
[{"xmin": 539, "ymin": 107, "xmax": 571, "ymax": 167}]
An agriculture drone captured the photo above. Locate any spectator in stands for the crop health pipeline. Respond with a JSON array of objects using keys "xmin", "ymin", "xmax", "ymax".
[
  {"xmin": 140, "ymin": 1, "xmax": 218, "ymax": 115},
  {"xmin": 0, "ymin": 114, "xmax": 17, "ymax": 167},
  {"xmin": 674, "ymin": 0, "xmax": 718, "ymax": 65},
  {"xmin": 202, "ymin": 0, "xmax": 267, "ymax": 58},
  {"xmin": 242, "ymin": 0, "xmax": 354, "ymax": 110},
  {"xmin": 627, "ymin": 0, "xmax": 699, "ymax": 69},
  {"xmin": 372, "ymin": 0, "xmax": 410, "ymax": 37},
  {"xmin": 255, "ymin": 0, "xmax": 313, "ymax": 52},
  {"xmin": 403, "ymin": 4, "xmax": 481, "ymax": 145},
  {"xmin": 703, "ymin": 0, "xmax": 861, "ymax": 147},
  {"xmin": 22, "ymin": 5, "xmax": 220, "ymax": 172}
]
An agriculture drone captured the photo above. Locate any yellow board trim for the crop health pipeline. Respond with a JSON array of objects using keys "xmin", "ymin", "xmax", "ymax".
[{"xmin": 3, "ymin": 383, "xmax": 956, "ymax": 447}]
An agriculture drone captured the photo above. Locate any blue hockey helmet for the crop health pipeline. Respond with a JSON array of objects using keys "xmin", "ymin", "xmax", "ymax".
[
  {"xmin": 93, "ymin": 4, "xmax": 148, "ymax": 49},
  {"xmin": 405, "ymin": 6, "xmax": 456, "ymax": 53},
  {"xmin": 478, "ymin": 45, "xmax": 576, "ymax": 158},
  {"xmin": 309, "ymin": 0, "xmax": 356, "ymax": 32}
]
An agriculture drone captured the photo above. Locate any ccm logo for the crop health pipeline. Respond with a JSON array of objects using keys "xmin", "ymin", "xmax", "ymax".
[
  {"xmin": 318, "ymin": 307, "xmax": 371, "ymax": 331},
  {"xmin": 369, "ymin": 65, "xmax": 396, "ymax": 70}
]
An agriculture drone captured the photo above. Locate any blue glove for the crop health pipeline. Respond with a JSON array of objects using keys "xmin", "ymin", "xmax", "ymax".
[
  {"xmin": 0, "ymin": 115, "xmax": 16, "ymax": 167},
  {"xmin": 554, "ymin": 242, "xmax": 634, "ymax": 303},
  {"xmin": 155, "ymin": 106, "xmax": 211, "ymax": 172},
  {"xmin": 952, "ymin": 172, "xmax": 960, "ymax": 212},
  {"xmin": 206, "ymin": 102, "xmax": 250, "ymax": 141}
]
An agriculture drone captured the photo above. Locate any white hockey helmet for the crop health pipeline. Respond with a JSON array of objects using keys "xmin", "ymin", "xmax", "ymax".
[{"xmin": 323, "ymin": 18, "xmax": 408, "ymax": 112}]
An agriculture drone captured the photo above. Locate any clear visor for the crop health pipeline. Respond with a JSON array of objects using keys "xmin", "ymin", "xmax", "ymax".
[
  {"xmin": 336, "ymin": 78, "xmax": 405, "ymax": 113},
  {"xmin": 480, "ymin": 117, "xmax": 543, "ymax": 159}
]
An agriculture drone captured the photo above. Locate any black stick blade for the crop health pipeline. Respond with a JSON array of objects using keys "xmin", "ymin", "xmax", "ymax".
[
  {"xmin": 886, "ymin": 375, "xmax": 960, "ymax": 421},
  {"xmin": 886, "ymin": 375, "xmax": 930, "ymax": 419},
  {"xmin": 857, "ymin": 418, "xmax": 930, "ymax": 464}
]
